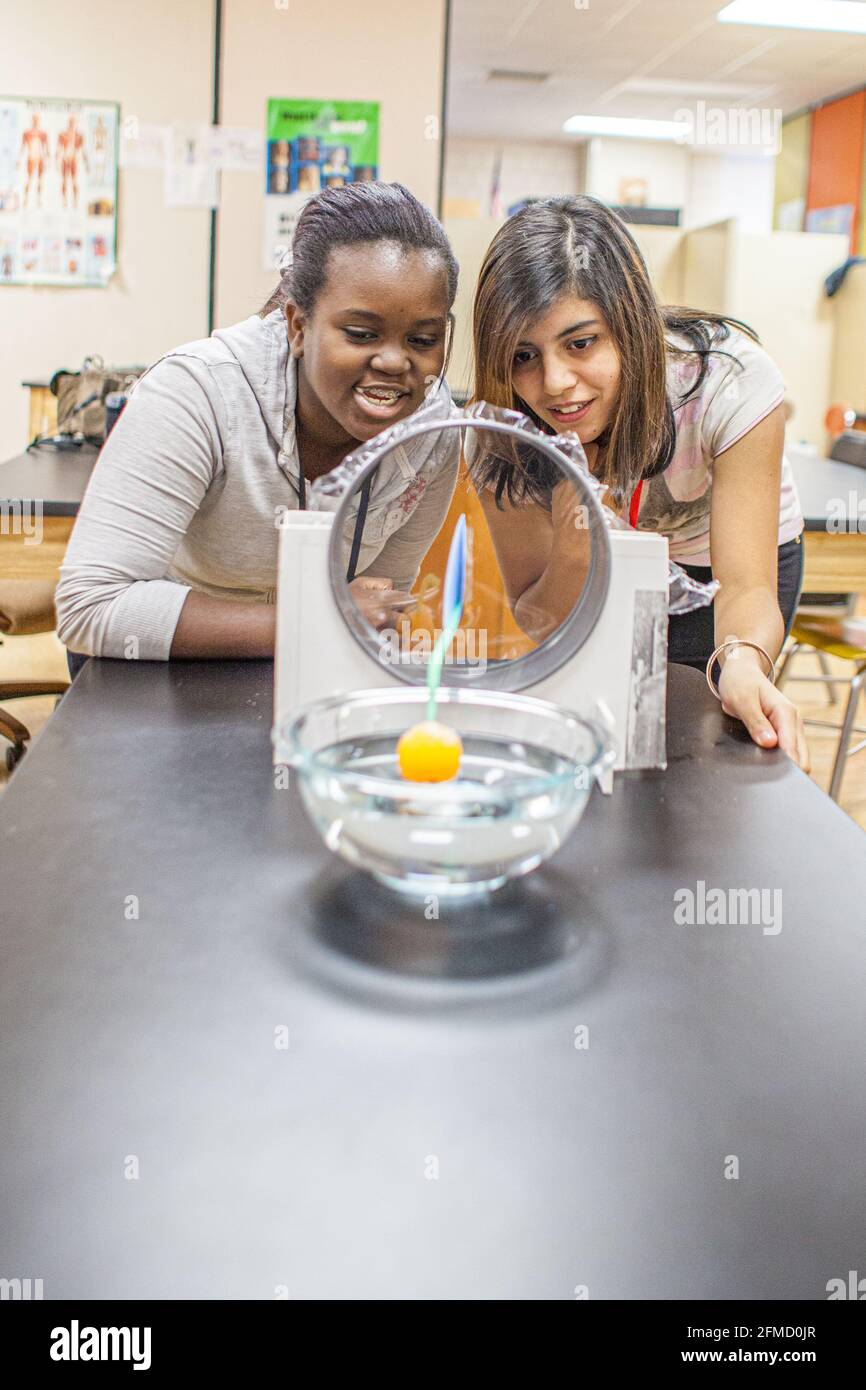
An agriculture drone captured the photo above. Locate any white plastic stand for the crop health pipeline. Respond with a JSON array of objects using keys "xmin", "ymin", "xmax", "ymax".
[{"xmin": 272, "ymin": 512, "xmax": 669, "ymax": 789}]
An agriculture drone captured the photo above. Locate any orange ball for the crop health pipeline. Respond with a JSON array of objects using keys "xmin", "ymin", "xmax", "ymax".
[{"xmin": 397, "ymin": 720, "xmax": 463, "ymax": 783}]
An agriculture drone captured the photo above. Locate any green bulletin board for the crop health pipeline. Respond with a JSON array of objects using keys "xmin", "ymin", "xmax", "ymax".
[{"xmin": 265, "ymin": 98, "xmax": 379, "ymax": 195}]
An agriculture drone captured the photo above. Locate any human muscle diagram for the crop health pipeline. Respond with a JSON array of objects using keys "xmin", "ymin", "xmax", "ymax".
[{"xmin": 0, "ymin": 96, "xmax": 117, "ymax": 286}]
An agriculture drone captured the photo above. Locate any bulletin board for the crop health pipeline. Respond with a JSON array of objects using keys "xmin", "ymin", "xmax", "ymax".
[
  {"xmin": 262, "ymin": 97, "xmax": 379, "ymax": 270},
  {"xmin": 0, "ymin": 95, "xmax": 119, "ymax": 287},
  {"xmin": 265, "ymin": 98, "xmax": 379, "ymax": 195}
]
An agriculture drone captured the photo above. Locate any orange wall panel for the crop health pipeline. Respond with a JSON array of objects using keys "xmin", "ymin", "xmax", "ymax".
[{"xmin": 806, "ymin": 90, "xmax": 866, "ymax": 254}]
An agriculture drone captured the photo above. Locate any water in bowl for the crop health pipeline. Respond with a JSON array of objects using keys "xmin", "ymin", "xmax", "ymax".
[{"xmin": 298, "ymin": 730, "xmax": 592, "ymax": 897}]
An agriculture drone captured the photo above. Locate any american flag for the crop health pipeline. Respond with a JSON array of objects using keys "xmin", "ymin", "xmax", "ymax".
[{"xmin": 489, "ymin": 150, "xmax": 503, "ymax": 219}]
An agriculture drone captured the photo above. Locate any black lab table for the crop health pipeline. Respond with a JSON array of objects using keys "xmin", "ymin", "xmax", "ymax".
[{"xmin": 0, "ymin": 660, "xmax": 863, "ymax": 1299}]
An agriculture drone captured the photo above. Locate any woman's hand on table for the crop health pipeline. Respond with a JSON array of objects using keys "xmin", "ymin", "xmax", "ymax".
[{"xmin": 717, "ymin": 652, "xmax": 811, "ymax": 772}]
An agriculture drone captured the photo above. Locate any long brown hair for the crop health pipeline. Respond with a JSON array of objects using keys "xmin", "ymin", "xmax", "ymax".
[{"xmin": 472, "ymin": 195, "xmax": 757, "ymax": 506}]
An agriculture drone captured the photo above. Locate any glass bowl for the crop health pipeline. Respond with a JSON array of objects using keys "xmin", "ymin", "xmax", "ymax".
[{"xmin": 281, "ymin": 687, "xmax": 614, "ymax": 898}]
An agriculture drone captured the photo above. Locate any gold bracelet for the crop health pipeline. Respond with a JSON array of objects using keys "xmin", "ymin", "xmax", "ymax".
[{"xmin": 705, "ymin": 639, "xmax": 776, "ymax": 699}]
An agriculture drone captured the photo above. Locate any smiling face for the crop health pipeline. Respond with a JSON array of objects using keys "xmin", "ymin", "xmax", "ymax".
[
  {"xmin": 511, "ymin": 295, "xmax": 622, "ymax": 446},
  {"xmin": 286, "ymin": 240, "xmax": 450, "ymax": 452}
]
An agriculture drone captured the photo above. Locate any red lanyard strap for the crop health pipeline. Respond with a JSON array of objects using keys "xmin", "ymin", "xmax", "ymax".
[{"xmin": 629, "ymin": 478, "xmax": 644, "ymax": 529}]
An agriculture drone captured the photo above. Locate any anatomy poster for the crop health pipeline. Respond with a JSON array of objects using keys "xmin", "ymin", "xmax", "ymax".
[{"xmin": 0, "ymin": 96, "xmax": 119, "ymax": 287}]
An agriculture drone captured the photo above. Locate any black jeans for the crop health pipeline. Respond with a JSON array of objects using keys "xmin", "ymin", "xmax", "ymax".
[
  {"xmin": 66, "ymin": 650, "xmax": 91, "ymax": 680},
  {"xmin": 668, "ymin": 536, "xmax": 804, "ymax": 671}
]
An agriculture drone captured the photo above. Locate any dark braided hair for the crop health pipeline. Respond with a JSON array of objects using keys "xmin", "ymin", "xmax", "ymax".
[{"xmin": 260, "ymin": 180, "xmax": 459, "ymax": 316}]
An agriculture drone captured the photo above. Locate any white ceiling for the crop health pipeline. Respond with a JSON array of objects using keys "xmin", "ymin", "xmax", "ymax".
[{"xmin": 446, "ymin": 0, "xmax": 866, "ymax": 141}]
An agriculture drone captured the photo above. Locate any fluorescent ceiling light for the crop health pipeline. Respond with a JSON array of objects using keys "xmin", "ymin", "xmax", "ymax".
[
  {"xmin": 622, "ymin": 78, "xmax": 770, "ymax": 98},
  {"xmin": 718, "ymin": 0, "xmax": 866, "ymax": 33},
  {"xmin": 563, "ymin": 115, "xmax": 692, "ymax": 140}
]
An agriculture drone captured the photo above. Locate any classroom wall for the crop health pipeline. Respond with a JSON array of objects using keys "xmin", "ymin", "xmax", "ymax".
[
  {"xmin": 1, "ymin": 0, "xmax": 448, "ymax": 459},
  {"xmin": 443, "ymin": 137, "xmax": 584, "ymax": 219},
  {"xmin": 682, "ymin": 220, "xmax": 733, "ymax": 315},
  {"xmin": 774, "ymin": 111, "xmax": 811, "ymax": 231},
  {"xmin": 216, "ymin": 0, "xmax": 447, "ymax": 326},
  {"xmin": 686, "ymin": 151, "xmax": 774, "ymax": 233},
  {"xmin": 441, "ymin": 216, "xmax": 501, "ymax": 398},
  {"xmin": 682, "ymin": 221, "xmax": 849, "ymax": 449},
  {"xmin": 5, "ymin": 8, "xmax": 860, "ymax": 462},
  {"xmin": 829, "ymin": 260, "xmax": 866, "ymax": 417},
  {"xmin": 542, "ymin": 134, "xmax": 774, "ymax": 230},
  {"xmin": 806, "ymin": 89, "xmax": 866, "ymax": 255},
  {"xmin": 729, "ymin": 231, "xmax": 848, "ymax": 449},
  {"xmin": 584, "ymin": 136, "xmax": 690, "ymax": 211},
  {"xmin": 0, "ymin": 0, "xmax": 214, "ymax": 461},
  {"xmin": 634, "ymin": 227, "xmax": 685, "ymax": 304}
]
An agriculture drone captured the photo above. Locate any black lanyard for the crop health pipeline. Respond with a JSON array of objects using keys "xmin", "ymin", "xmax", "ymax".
[{"xmin": 295, "ymin": 466, "xmax": 375, "ymax": 583}]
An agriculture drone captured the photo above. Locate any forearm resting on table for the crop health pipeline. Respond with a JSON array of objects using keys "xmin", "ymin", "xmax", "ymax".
[{"xmin": 169, "ymin": 590, "xmax": 276, "ymax": 658}]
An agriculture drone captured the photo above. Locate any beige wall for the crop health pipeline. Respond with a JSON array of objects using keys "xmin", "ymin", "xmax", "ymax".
[
  {"xmin": 687, "ymin": 151, "xmax": 774, "ymax": 233},
  {"xmin": 2, "ymin": 0, "xmax": 448, "ymax": 459},
  {"xmin": 443, "ymin": 137, "xmax": 584, "ymax": 221},
  {"xmin": 729, "ymin": 230, "xmax": 848, "ymax": 449},
  {"xmin": 830, "ymin": 260, "xmax": 866, "ymax": 416},
  {"xmin": 585, "ymin": 136, "xmax": 690, "ymax": 211},
  {"xmin": 585, "ymin": 136, "xmax": 774, "ymax": 231},
  {"xmin": 5, "ymin": 5, "xmax": 858, "ymax": 460},
  {"xmin": 1, "ymin": 0, "xmax": 214, "ymax": 461},
  {"xmin": 681, "ymin": 221, "xmax": 849, "ymax": 448},
  {"xmin": 216, "ymin": 0, "xmax": 447, "ymax": 326},
  {"xmin": 442, "ymin": 216, "xmax": 502, "ymax": 397},
  {"xmin": 632, "ymin": 227, "xmax": 685, "ymax": 305},
  {"xmin": 682, "ymin": 219, "xmax": 734, "ymax": 315},
  {"xmin": 773, "ymin": 112, "xmax": 811, "ymax": 231}
]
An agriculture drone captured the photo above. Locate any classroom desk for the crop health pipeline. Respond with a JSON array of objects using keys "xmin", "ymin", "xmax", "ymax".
[
  {"xmin": 22, "ymin": 380, "xmax": 58, "ymax": 443},
  {"xmin": 788, "ymin": 448, "xmax": 866, "ymax": 594},
  {"xmin": 0, "ymin": 660, "xmax": 864, "ymax": 1299},
  {"xmin": 0, "ymin": 444, "xmax": 95, "ymax": 581},
  {"xmin": 1, "ymin": 440, "xmax": 864, "ymax": 593}
]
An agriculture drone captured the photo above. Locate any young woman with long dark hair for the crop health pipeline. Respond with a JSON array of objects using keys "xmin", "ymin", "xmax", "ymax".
[{"xmin": 470, "ymin": 195, "xmax": 809, "ymax": 769}]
